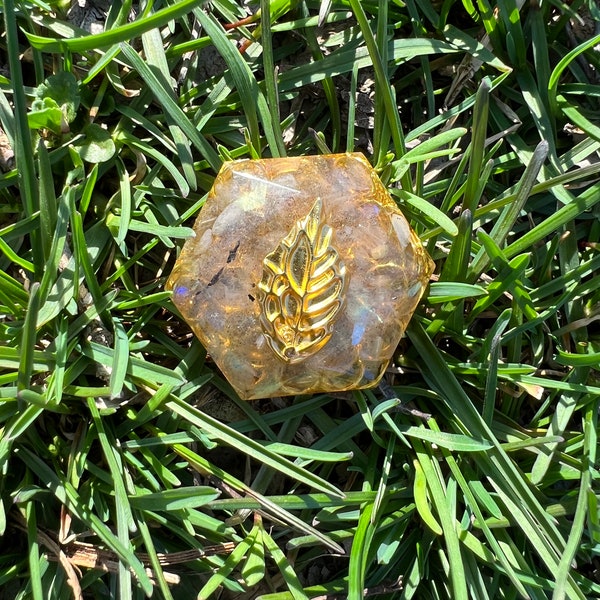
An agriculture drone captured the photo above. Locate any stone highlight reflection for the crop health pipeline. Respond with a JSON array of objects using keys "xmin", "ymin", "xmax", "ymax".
[{"xmin": 167, "ymin": 153, "xmax": 434, "ymax": 400}]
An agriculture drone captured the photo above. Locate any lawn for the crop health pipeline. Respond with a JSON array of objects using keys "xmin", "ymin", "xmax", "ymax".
[{"xmin": 0, "ymin": 1, "xmax": 599, "ymax": 599}]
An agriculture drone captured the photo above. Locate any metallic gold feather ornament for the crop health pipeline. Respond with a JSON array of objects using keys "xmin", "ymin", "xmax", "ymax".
[{"xmin": 257, "ymin": 198, "xmax": 347, "ymax": 363}]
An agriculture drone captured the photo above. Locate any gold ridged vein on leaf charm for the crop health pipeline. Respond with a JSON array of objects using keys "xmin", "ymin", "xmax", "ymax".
[{"xmin": 257, "ymin": 198, "xmax": 347, "ymax": 363}]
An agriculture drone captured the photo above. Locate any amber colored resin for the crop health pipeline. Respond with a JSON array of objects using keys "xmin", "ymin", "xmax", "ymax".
[{"xmin": 167, "ymin": 153, "xmax": 434, "ymax": 400}]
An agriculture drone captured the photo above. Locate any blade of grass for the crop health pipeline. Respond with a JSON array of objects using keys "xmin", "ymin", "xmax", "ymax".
[
  {"xmin": 530, "ymin": 368, "xmax": 590, "ymax": 485},
  {"xmin": 4, "ymin": 0, "xmax": 42, "ymax": 276},
  {"xmin": 69, "ymin": 197, "xmax": 104, "ymax": 309},
  {"xmin": 414, "ymin": 439, "xmax": 467, "ymax": 599},
  {"xmin": 86, "ymin": 398, "xmax": 136, "ymax": 534},
  {"xmin": 109, "ymin": 318, "xmax": 129, "ymax": 398},
  {"xmin": 27, "ymin": 0, "xmax": 205, "ymax": 52},
  {"xmin": 552, "ymin": 420, "xmax": 593, "ymax": 600},
  {"xmin": 197, "ymin": 529, "xmax": 256, "ymax": 600},
  {"xmin": 260, "ymin": 0, "xmax": 286, "ymax": 157},
  {"xmin": 241, "ymin": 516, "xmax": 265, "ymax": 586},
  {"xmin": 46, "ymin": 314, "xmax": 68, "ymax": 407},
  {"xmin": 87, "ymin": 397, "xmax": 134, "ymax": 598},
  {"xmin": 37, "ymin": 140, "xmax": 57, "ymax": 261},
  {"xmin": 302, "ymin": 13, "xmax": 342, "ymax": 153},
  {"xmin": 17, "ymin": 283, "xmax": 41, "ymax": 396},
  {"xmin": 277, "ymin": 36, "xmax": 457, "ymax": 92},
  {"xmin": 548, "ymin": 30, "xmax": 600, "ymax": 115},
  {"xmin": 462, "ymin": 78, "xmax": 490, "ymax": 214},
  {"xmin": 37, "ymin": 190, "xmax": 71, "ymax": 308},
  {"xmin": 119, "ymin": 42, "xmax": 221, "ymax": 172},
  {"xmin": 14, "ymin": 446, "xmax": 153, "ymax": 594},
  {"xmin": 167, "ymin": 396, "xmax": 344, "ymax": 498},
  {"xmin": 129, "ymin": 487, "xmax": 221, "ymax": 511},
  {"xmin": 489, "ymin": 482, "xmax": 584, "ymax": 600},
  {"xmin": 372, "ymin": 0, "xmax": 391, "ymax": 166},
  {"xmin": 113, "ymin": 157, "xmax": 131, "ymax": 249},
  {"xmin": 141, "ymin": 25, "xmax": 197, "ymax": 190},
  {"xmin": 348, "ymin": 0, "xmax": 406, "ymax": 167},
  {"xmin": 412, "ymin": 458, "xmax": 442, "ymax": 536},
  {"xmin": 80, "ymin": 341, "xmax": 185, "ymax": 387},
  {"xmin": 0, "ymin": 405, "xmax": 44, "ymax": 472},
  {"xmin": 348, "ymin": 501, "xmax": 375, "ymax": 599},
  {"xmin": 444, "ymin": 460, "xmax": 530, "ymax": 596},
  {"xmin": 407, "ymin": 322, "xmax": 582, "ymax": 598},
  {"xmin": 193, "ymin": 9, "xmax": 279, "ymax": 157},
  {"xmin": 173, "ymin": 444, "xmax": 344, "ymax": 553},
  {"xmin": 346, "ymin": 61, "xmax": 359, "ymax": 152},
  {"xmin": 135, "ymin": 516, "xmax": 174, "ymax": 600},
  {"xmin": 469, "ymin": 139, "xmax": 549, "ymax": 278},
  {"xmin": 263, "ymin": 529, "xmax": 308, "ymax": 600},
  {"xmin": 502, "ymin": 180, "xmax": 600, "ymax": 260},
  {"xmin": 26, "ymin": 500, "xmax": 44, "ymax": 600}
]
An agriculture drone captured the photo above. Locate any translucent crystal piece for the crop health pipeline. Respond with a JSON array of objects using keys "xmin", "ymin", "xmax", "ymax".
[{"xmin": 167, "ymin": 153, "xmax": 434, "ymax": 400}]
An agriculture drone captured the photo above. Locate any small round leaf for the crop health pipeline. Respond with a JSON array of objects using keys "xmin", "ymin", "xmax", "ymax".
[{"xmin": 78, "ymin": 124, "xmax": 116, "ymax": 163}]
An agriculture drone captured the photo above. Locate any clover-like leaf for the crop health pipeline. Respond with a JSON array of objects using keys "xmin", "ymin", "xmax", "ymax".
[
  {"xmin": 28, "ymin": 97, "xmax": 66, "ymax": 133},
  {"xmin": 77, "ymin": 123, "xmax": 116, "ymax": 163},
  {"xmin": 34, "ymin": 71, "xmax": 80, "ymax": 124}
]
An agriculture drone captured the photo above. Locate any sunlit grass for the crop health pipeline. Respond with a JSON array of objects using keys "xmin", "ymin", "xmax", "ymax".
[{"xmin": 0, "ymin": 1, "xmax": 599, "ymax": 599}]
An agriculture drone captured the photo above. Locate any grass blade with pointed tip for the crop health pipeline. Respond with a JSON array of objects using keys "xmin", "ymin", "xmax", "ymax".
[
  {"xmin": 119, "ymin": 42, "xmax": 221, "ymax": 172},
  {"xmin": 469, "ymin": 139, "xmax": 549, "ymax": 278},
  {"xmin": 26, "ymin": 0, "xmax": 205, "ymax": 52}
]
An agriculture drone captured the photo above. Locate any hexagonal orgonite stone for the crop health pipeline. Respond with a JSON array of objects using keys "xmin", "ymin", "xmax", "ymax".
[{"xmin": 167, "ymin": 153, "xmax": 434, "ymax": 400}]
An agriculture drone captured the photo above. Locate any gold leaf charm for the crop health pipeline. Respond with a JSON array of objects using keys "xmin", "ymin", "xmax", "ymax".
[{"xmin": 257, "ymin": 198, "xmax": 347, "ymax": 363}]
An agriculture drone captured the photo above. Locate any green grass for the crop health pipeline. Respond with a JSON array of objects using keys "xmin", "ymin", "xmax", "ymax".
[{"xmin": 1, "ymin": 1, "xmax": 599, "ymax": 598}]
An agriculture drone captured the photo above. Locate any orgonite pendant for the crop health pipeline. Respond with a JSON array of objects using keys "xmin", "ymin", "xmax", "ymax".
[{"xmin": 167, "ymin": 153, "xmax": 434, "ymax": 400}]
